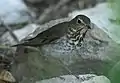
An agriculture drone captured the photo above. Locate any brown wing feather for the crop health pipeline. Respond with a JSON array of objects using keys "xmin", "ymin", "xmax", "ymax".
[{"xmin": 12, "ymin": 22, "xmax": 69, "ymax": 47}]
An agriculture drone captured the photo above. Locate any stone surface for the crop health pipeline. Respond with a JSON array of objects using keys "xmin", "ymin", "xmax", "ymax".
[
  {"xmin": 83, "ymin": 76, "xmax": 110, "ymax": 83},
  {"xmin": 35, "ymin": 74, "xmax": 110, "ymax": 83}
]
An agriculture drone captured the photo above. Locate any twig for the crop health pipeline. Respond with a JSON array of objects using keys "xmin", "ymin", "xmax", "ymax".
[
  {"xmin": 0, "ymin": 18, "xmax": 19, "ymax": 43},
  {"xmin": 0, "ymin": 45, "xmax": 10, "ymax": 49},
  {"xmin": 37, "ymin": 0, "xmax": 71, "ymax": 23}
]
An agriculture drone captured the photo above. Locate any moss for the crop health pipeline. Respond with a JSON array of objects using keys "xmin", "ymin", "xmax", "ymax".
[{"xmin": 108, "ymin": 0, "xmax": 120, "ymax": 21}]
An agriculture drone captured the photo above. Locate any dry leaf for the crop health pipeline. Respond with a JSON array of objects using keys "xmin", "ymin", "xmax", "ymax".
[{"xmin": 0, "ymin": 70, "xmax": 16, "ymax": 82}]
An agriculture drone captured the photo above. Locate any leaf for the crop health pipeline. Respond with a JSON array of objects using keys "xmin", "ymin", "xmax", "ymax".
[{"xmin": 0, "ymin": 70, "xmax": 16, "ymax": 82}]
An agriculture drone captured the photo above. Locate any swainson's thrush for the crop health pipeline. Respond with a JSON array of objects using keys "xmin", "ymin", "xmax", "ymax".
[{"xmin": 13, "ymin": 15, "xmax": 91, "ymax": 47}]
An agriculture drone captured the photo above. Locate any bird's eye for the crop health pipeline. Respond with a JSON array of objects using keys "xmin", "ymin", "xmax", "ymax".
[{"xmin": 77, "ymin": 19, "xmax": 82, "ymax": 24}]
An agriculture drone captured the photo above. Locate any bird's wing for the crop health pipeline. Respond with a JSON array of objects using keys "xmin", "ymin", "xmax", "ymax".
[
  {"xmin": 12, "ymin": 22, "xmax": 69, "ymax": 47},
  {"xmin": 12, "ymin": 34, "xmax": 60, "ymax": 47}
]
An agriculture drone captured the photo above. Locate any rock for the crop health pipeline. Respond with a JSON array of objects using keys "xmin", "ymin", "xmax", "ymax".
[
  {"xmin": 0, "ymin": 0, "xmax": 31, "ymax": 25},
  {"xmin": 36, "ymin": 74, "xmax": 110, "ymax": 83},
  {"xmin": 83, "ymin": 76, "xmax": 110, "ymax": 83}
]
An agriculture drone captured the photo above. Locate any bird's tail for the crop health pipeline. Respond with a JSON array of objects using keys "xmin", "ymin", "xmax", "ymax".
[
  {"xmin": 11, "ymin": 42, "xmax": 42, "ymax": 47},
  {"xmin": 11, "ymin": 43, "xmax": 26, "ymax": 47}
]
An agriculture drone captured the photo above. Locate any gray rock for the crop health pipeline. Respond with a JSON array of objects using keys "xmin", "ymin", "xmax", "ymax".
[
  {"xmin": 83, "ymin": 75, "xmax": 111, "ymax": 83},
  {"xmin": 36, "ymin": 74, "xmax": 110, "ymax": 83}
]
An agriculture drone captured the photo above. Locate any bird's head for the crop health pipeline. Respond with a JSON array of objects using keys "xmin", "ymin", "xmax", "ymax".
[{"xmin": 69, "ymin": 15, "xmax": 91, "ymax": 30}]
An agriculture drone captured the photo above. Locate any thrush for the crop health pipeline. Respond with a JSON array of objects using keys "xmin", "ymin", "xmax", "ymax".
[{"xmin": 12, "ymin": 15, "xmax": 91, "ymax": 47}]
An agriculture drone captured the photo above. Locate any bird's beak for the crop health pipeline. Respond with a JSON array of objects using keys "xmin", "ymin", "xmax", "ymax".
[{"xmin": 86, "ymin": 24, "xmax": 91, "ymax": 29}]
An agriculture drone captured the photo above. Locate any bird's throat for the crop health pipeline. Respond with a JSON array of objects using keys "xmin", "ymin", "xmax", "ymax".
[{"xmin": 67, "ymin": 27, "xmax": 88, "ymax": 46}]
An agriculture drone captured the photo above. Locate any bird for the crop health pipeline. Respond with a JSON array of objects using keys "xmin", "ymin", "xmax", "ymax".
[{"xmin": 12, "ymin": 15, "xmax": 91, "ymax": 47}]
